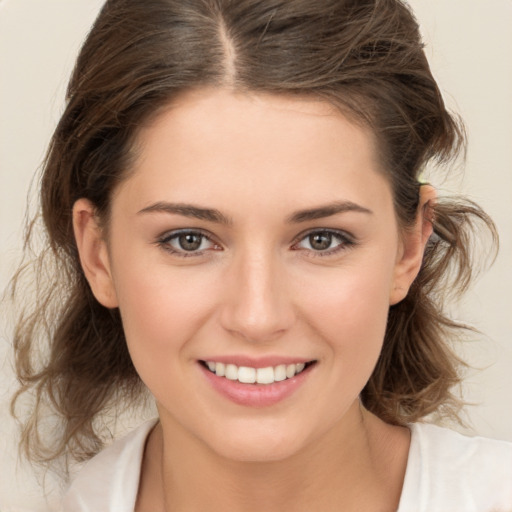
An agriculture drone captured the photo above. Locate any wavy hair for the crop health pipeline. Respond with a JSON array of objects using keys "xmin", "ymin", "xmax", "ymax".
[{"xmin": 10, "ymin": 0, "xmax": 497, "ymax": 467}]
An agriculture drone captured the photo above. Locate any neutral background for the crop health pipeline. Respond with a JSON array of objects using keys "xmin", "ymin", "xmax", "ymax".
[{"xmin": 1, "ymin": 0, "xmax": 511, "ymax": 510}]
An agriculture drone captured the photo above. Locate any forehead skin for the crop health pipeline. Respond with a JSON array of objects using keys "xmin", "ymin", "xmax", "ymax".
[{"xmin": 114, "ymin": 87, "xmax": 392, "ymax": 229}]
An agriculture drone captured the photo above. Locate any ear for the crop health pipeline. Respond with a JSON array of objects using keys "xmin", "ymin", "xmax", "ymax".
[
  {"xmin": 72, "ymin": 198, "xmax": 119, "ymax": 308},
  {"xmin": 389, "ymin": 185, "xmax": 436, "ymax": 305}
]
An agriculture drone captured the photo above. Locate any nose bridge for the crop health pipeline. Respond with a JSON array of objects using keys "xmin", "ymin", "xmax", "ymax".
[{"xmin": 220, "ymin": 244, "xmax": 294, "ymax": 342}]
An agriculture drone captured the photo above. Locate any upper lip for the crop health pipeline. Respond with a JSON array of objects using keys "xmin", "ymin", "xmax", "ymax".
[{"xmin": 199, "ymin": 355, "xmax": 315, "ymax": 368}]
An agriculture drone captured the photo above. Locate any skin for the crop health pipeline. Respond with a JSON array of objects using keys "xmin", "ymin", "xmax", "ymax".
[{"xmin": 73, "ymin": 88, "xmax": 435, "ymax": 511}]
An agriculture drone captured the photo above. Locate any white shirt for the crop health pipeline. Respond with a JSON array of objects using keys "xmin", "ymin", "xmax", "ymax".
[{"xmin": 62, "ymin": 420, "xmax": 512, "ymax": 512}]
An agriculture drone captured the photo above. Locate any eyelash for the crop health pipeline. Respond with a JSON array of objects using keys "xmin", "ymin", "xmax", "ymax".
[
  {"xmin": 156, "ymin": 228, "xmax": 355, "ymax": 258},
  {"xmin": 156, "ymin": 229, "xmax": 220, "ymax": 258},
  {"xmin": 291, "ymin": 229, "xmax": 355, "ymax": 257}
]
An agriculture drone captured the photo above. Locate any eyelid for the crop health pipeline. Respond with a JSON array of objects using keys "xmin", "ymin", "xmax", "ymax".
[
  {"xmin": 155, "ymin": 227, "xmax": 355, "ymax": 258},
  {"xmin": 291, "ymin": 228, "xmax": 356, "ymax": 256},
  {"xmin": 156, "ymin": 228, "xmax": 222, "ymax": 257}
]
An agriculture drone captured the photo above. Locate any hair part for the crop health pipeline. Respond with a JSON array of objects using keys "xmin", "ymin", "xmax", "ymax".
[{"xmin": 11, "ymin": 0, "xmax": 498, "ymax": 468}]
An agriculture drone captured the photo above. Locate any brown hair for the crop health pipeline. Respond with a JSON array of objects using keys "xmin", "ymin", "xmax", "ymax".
[{"xmin": 11, "ymin": 0, "xmax": 497, "ymax": 467}]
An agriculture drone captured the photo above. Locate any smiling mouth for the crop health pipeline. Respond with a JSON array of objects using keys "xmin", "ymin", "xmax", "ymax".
[{"xmin": 200, "ymin": 360, "xmax": 317, "ymax": 385}]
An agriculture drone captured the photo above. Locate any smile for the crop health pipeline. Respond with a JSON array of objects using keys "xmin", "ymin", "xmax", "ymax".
[{"xmin": 202, "ymin": 361, "xmax": 314, "ymax": 385}]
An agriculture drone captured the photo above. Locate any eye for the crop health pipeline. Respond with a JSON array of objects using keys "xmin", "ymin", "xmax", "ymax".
[
  {"xmin": 157, "ymin": 229, "xmax": 220, "ymax": 256},
  {"xmin": 293, "ymin": 229, "xmax": 353, "ymax": 255}
]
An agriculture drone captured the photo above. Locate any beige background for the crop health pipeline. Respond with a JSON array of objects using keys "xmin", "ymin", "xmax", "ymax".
[{"xmin": 1, "ymin": 0, "xmax": 511, "ymax": 510}]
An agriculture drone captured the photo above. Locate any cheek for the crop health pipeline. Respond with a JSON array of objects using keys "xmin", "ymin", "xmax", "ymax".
[
  {"xmin": 109, "ymin": 250, "xmax": 219, "ymax": 374},
  {"xmin": 296, "ymin": 258, "xmax": 395, "ymax": 375}
]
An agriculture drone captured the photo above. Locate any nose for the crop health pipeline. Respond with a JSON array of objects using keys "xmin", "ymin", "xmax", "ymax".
[{"xmin": 219, "ymin": 248, "xmax": 295, "ymax": 344}]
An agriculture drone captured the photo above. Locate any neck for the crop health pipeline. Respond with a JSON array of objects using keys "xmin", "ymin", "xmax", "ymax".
[{"xmin": 137, "ymin": 401, "xmax": 410, "ymax": 512}]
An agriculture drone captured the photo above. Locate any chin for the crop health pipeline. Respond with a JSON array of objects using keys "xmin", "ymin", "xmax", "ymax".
[
  {"xmin": 201, "ymin": 420, "xmax": 311, "ymax": 463},
  {"xmin": 214, "ymin": 441, "xmax": 302, "ymax": 464}
]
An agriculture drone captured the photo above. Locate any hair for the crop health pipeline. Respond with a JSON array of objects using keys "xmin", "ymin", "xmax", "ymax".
[{"xmin": 11, "ymin": 0, "xmax": 497, "ymax": 468}]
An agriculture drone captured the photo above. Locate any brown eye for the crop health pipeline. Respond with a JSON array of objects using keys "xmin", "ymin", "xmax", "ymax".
[
  {"xmin": 178, "ymin": 233, "xmax": 203, "ymax": 251},
  {"xmin": 294, "ymin": 229, "xmax": 353, "ymax": 256},
  {"xmin": 308, "ymin": 232, "xmax": 332, "ymax": 251},
  {"xmin": 159, "ymin": 230, "xmax": 218, "ymax": 255}
]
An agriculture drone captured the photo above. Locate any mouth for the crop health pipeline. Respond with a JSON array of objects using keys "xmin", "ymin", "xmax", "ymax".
[{"xmin": 200, "ymin": 360, "xmax": 317, "ymax": 385}]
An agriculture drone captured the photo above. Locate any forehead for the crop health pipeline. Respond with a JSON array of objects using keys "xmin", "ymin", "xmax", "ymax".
[
  {"xmin": 116, "ymin": 87, "xmax": 391, "ymax": 215},
  {"xmin": 136, "ymin": 88, "xmax": 376, "ymax": 157}
]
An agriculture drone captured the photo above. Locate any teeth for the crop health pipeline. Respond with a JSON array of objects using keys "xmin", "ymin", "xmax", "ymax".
[
  {"xmin": 256, "ymin": 367, "xmax": 274, "ymax": 384},
  {"xmin": 238, "ymin": 366, "xmax": 256, "ymax": 384},
  {"xmin": 274, "ymin": 364, "xmax": 287, "ymax": 382},
  {"xmin": 206, "ymin": 360, "xmax": 310, "ymax": 385},
  {"xmin": 286, "ymin": 364, "xmax": 296, "ymax": 378},
  {"xmin": 225, "ymin": 364, "xmax": 238, "ymax": 380},
  {"xmin": 216, "ymin": 362, "xmax": 225, "ymax": 377}
]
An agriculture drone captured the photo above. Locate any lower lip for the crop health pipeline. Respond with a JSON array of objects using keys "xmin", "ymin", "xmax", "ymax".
[{"xmin": 200, "ymin": 363, "xmax": 314, "ymax": 407}]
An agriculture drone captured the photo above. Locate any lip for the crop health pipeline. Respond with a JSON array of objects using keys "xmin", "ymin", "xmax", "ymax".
[{"xmin": 199, "ymin": 358, "xmax": 316, "ymax": 407}]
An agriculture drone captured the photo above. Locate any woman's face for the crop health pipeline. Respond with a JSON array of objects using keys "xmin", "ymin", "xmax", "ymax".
[{"xmin": 76, "ymin": 88, "xmax": 425, "ymax": 462}]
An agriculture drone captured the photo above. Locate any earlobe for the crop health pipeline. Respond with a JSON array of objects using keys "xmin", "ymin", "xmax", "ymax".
[
  {"xmin": 389, "ymin": 185, "xmax": 436, "ymax": 305},
  {"xmin": 72, "ymin": 198, "xmax": 119, "ymax": 308}
]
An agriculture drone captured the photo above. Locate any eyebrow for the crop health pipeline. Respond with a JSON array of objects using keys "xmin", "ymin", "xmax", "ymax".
[
  {"xmin": 137, "ymin": 199, "xmax": 373, "ymax": 225},
  {"xmin": 137, "ymin": 202, "xmax": 232, "ymax": 225},
  {"xmin": 287, "ymin": 200, "xmax": 373, "ymax": 223}
]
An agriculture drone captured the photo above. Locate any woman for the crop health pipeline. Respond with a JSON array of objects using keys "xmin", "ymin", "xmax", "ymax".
[{"xmin": 10, "ymin": 0, "xmax": 512, "ymax": 510}]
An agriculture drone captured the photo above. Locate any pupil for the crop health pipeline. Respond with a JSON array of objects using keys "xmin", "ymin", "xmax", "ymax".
[
  {"xmin": 179, "ymin": 233, "xmax": 202, "ymax": 251},
  {"xmin": 310, "ymin": 232, "xmax": 331, "ymax": 250}
]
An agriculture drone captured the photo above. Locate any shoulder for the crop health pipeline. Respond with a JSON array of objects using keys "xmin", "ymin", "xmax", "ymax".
[
  {"xmin": 398, "ymin": 422, "xmax": 512, "ymax": 512},
  {"xmin": 61, "ymin": 419, "xmax": 158, "ymax": 512}
]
